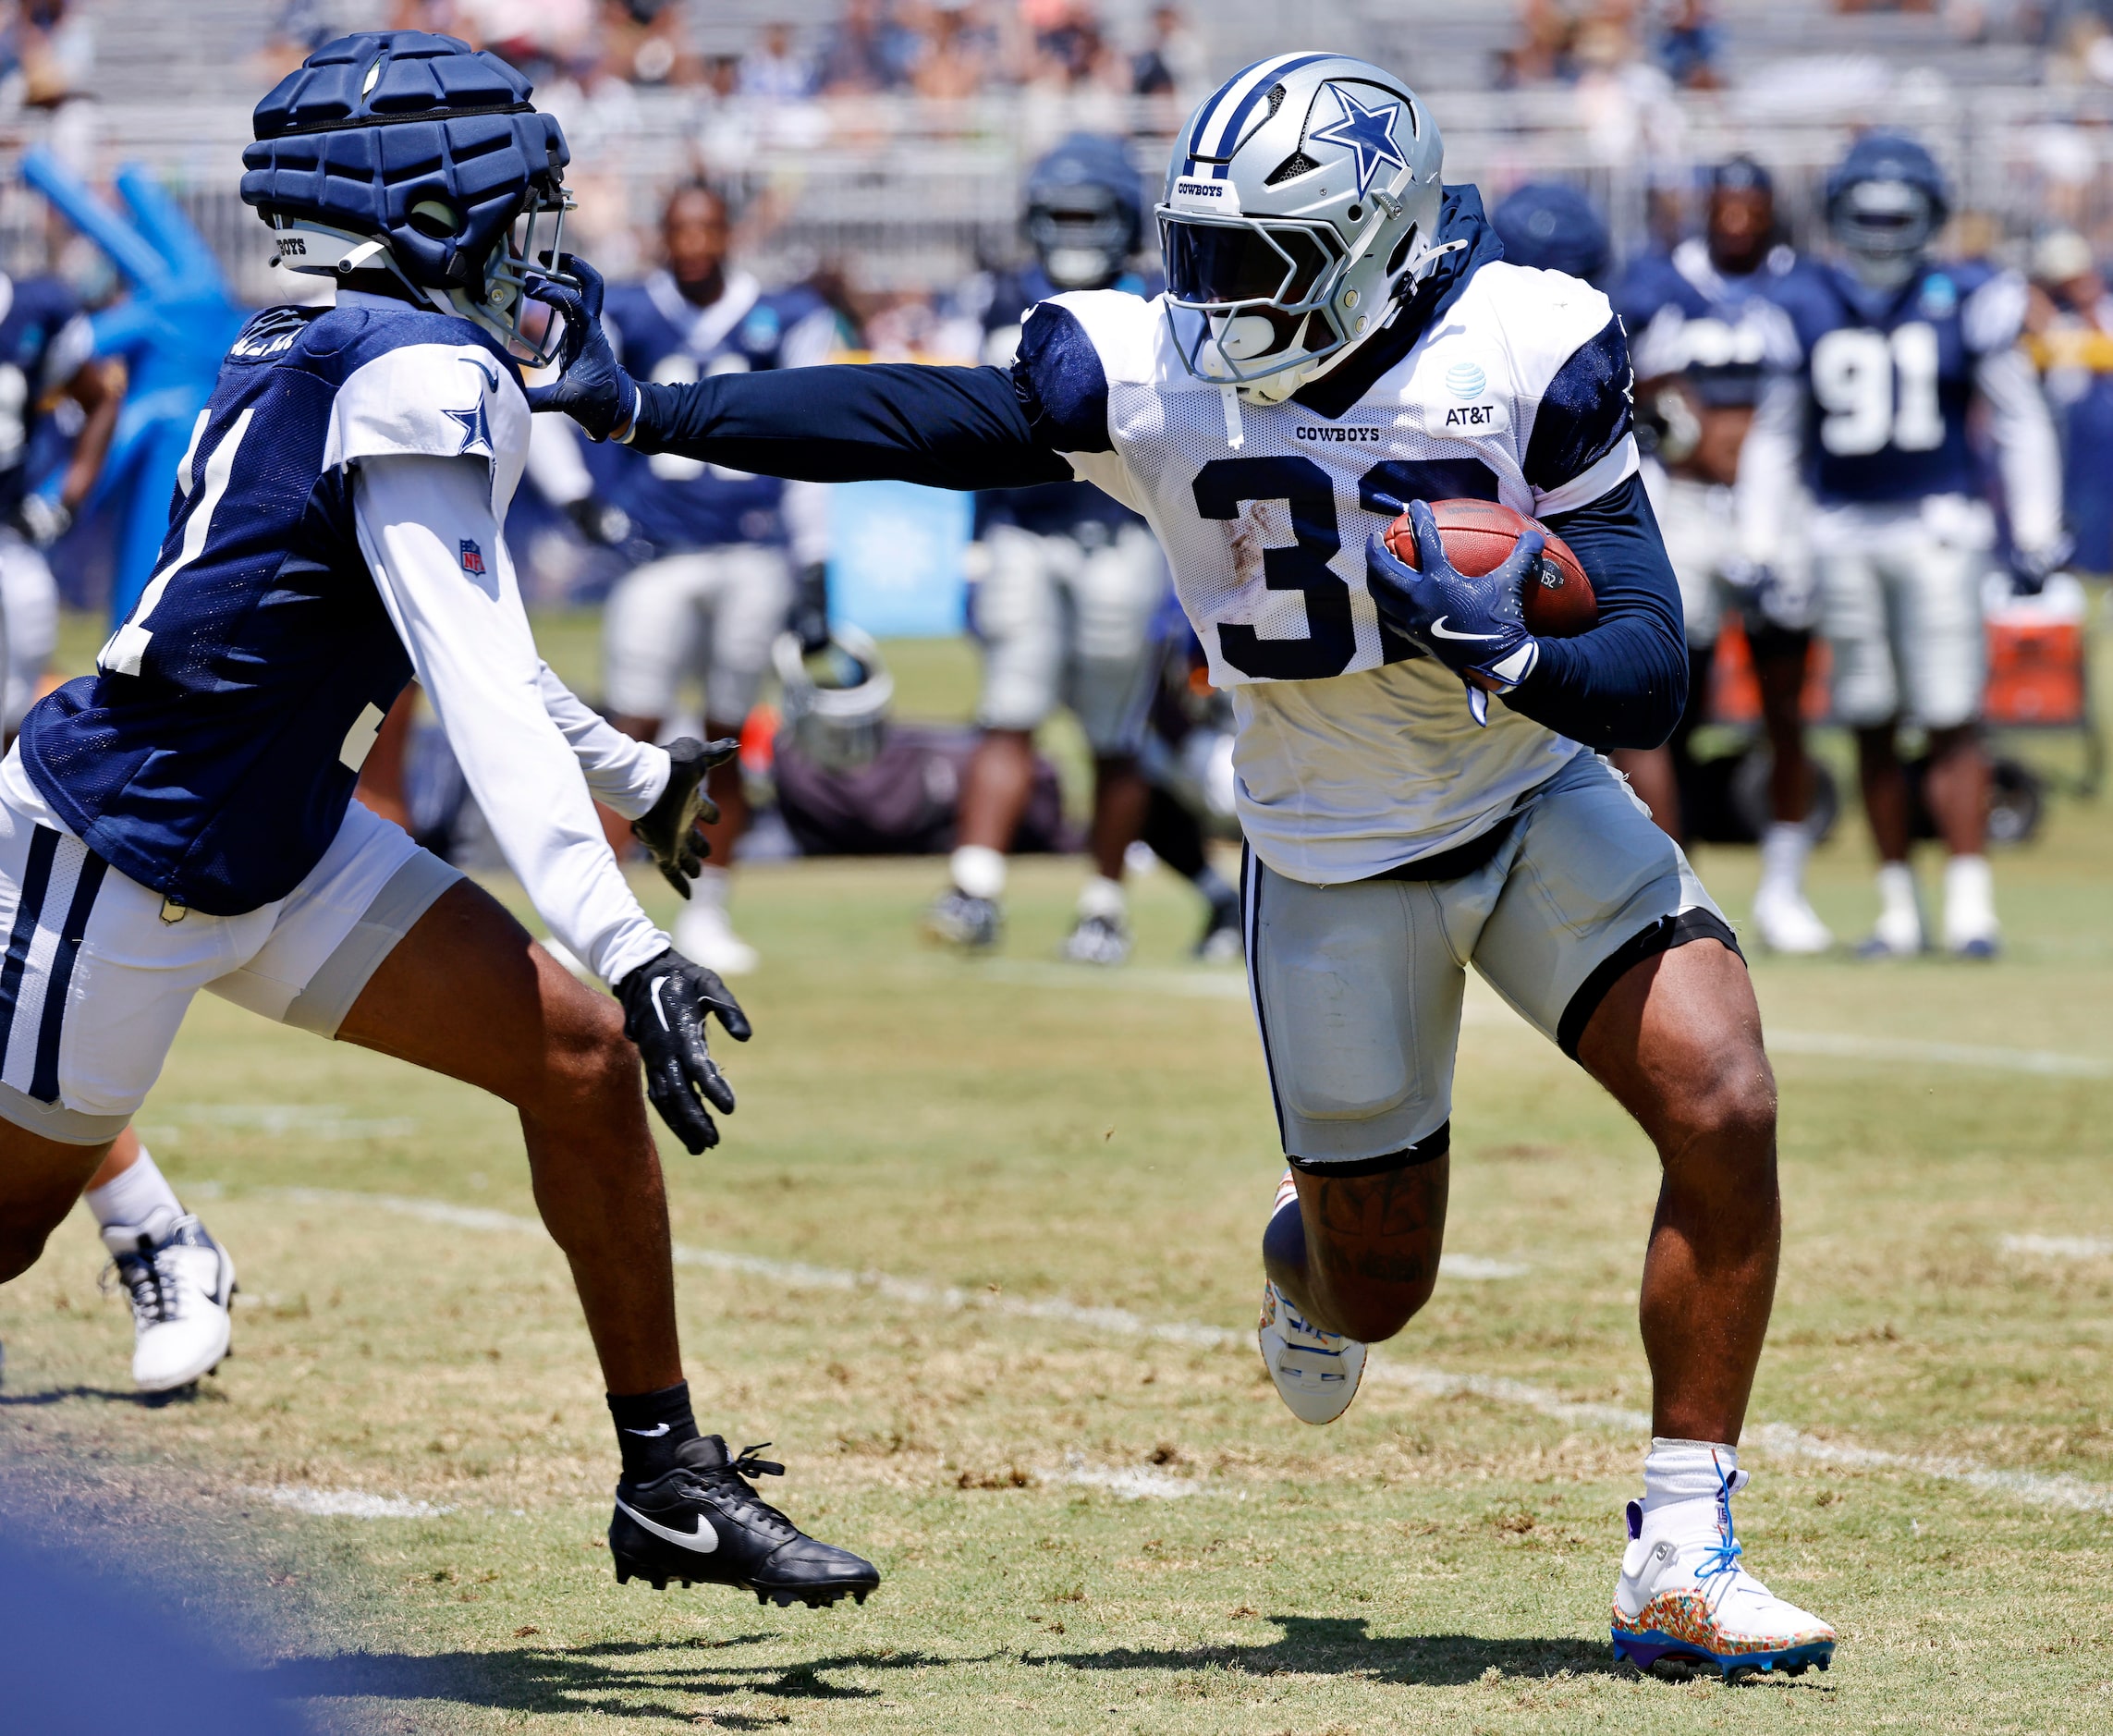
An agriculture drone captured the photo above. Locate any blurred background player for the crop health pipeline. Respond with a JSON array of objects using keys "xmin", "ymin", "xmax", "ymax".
[
  {"xmin": 2024, "ymin": 229, "xmax": 2113, "ymax": 583},
  {"xmin": 1742, "ymin": 133, "xmax": 2063, "ymax": 959},
  {"xmin": 1613, "ymin": 158, "xmax": 1832, "ymax": 954},
  {"xmin": 927, "ymin": 132, "xmax": 1169, "ymax": 965},
  {"xmin": 0, "ymin": 257, "xmax": 121, "ymax": 734},
  {"xmin": 529, "ymin": 181, "xmax": 837, "ymax": 975}
]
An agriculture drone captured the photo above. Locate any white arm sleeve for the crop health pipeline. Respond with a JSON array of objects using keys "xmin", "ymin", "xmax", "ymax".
[
  {"xmin": 352, "ymin": 452, "xmax": 668, "ymax": 986},
  {"xmin": 1737, "ymin": 370, "xmax": 1806, "ymax": 570},
  {"xmin": 536, "ymin": 662, "xmax": 670, "ymax": 822},
  {"xmin": 1975, "ymin": 346, "xmax": 2065, "ymax": 558},
  {"xmin": 524, "ymin": 411, "xmax": 595, "ymax": 507},
  {"xmin": 781, "ymin": 478, "xmax": 831, "ymax": 568}
]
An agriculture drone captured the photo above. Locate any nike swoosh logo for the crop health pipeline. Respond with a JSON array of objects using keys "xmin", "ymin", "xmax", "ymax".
[
  {"xmin": 615, "ymin": 1497, "xmax": 719, "ymax": 1553},
  {"xmin": 653, "ymin": 977, "xmax": 675, "ymax": 1033},
  {"xmin": 1428, "ymin": 617, "xmax": 1503, "ymax": 642},
  {"xmin": 623, "ymin": 1423, "xmax": 671, "ymax": 1437}
]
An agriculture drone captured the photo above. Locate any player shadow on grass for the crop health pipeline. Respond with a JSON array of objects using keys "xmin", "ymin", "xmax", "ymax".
[
  {"xmin": 1030, "ymin": 1614, "xmax": 1636, "ymax": 1686},
  {"xmin": 0, "ymin": 1383, "xmax": 221, "ymax": 1410},
  {"xmin": 264, "ymin": 1639, "xmax": 983, "ymax": 1722}
]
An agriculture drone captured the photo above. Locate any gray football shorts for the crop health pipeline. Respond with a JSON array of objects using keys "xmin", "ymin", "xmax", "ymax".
[{"xmin": 1243, "ymin": 751, "xmax": 1737, "ymax": 1169}]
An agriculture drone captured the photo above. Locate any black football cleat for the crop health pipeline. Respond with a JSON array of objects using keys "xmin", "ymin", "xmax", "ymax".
[{"xmin": 609, "ymin": 1436, "xmax": 879, "ymax": 1608}]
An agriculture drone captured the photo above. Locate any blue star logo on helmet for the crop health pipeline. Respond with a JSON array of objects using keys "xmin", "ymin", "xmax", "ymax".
[{"xmin": 1308, "ymin": 86, "xmax": 1407, "ymax": 200}]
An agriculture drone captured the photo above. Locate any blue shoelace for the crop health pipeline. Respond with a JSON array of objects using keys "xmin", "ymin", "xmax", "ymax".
[{"xmin": 1696, "ymin": 1451, "xmax": 1744, "ymax": 1586}]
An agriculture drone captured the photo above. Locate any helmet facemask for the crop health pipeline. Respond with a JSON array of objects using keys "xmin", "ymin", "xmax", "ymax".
[
  {"xmin": 462, "ymin": 173, "xmax": 576, "ymax": 367},
  {"xmin": 1029, "ymin": 184, "xmax": 1135, "ymax": 290},
  {"xmin": 1830, "ymin": 177, "xmax": 1938, "ymax": 290}
]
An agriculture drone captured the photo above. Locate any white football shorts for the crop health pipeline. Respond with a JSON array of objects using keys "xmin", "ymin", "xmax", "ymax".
[
  {"xmin": 1646, "ymin": 468, "xmax": 1816, "ymax": 645},
  {"xmin": 602, "ymin": 544, "xmax": 792, "ymax": 725},
  {"xmin": 1244, "ymin": 751, "xmax": 1733, "ymax": 1168},
  {"xmin": 0, "ymin": 776, "xmax": 460, "ymax": 1145},
  {"xmin": 973, "ymin": 521, "xmax": 1167, "ymax": 755},
  {"xmin": 1812, "ymin": 495, "xmax": 1990, "ymax": 731}
]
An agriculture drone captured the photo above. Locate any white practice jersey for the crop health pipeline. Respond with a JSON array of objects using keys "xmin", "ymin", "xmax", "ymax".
[{"xmin": 1020, "ymin": 267, "xmax": 1641, "ymax": 884}]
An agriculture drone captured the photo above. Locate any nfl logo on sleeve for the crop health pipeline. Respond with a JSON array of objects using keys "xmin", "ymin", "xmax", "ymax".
[{"xmin": 459, "ymin": 540, "xmax": 486, "ymax": 575}]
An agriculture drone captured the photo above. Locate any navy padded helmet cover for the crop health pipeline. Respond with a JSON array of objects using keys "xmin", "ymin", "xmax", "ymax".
[{"xmin": 241, "ymin": 31, "xmax": 568, "ymax": 289}]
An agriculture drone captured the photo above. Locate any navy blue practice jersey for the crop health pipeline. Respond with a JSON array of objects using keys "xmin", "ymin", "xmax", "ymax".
[
  {"xmin": 1612, "ymin": 238, "xmax": 1799, "ymax": 410},
  {"xmin": 959, "ymin": 262, "xmax": 1152, "ymax": 540},
  {"xmin": 0, "ymin": 273, "xmax": 92, "ymax": 520},
  {"xmin": 1768, "ymin": 256, "xmax": 2026, "ymax": 507},
  {"xmin": 18, "ymin": 299, "xmax": 527, "ymax": 915},
  {"xmin": 582, "ymin": 269, "xmax": 833, "ymax": 555}
]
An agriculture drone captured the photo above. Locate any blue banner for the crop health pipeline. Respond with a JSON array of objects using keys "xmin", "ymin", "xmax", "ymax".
[{"xmin": 826, "ymin": 480, "xmax": 971, "ymax": 639}]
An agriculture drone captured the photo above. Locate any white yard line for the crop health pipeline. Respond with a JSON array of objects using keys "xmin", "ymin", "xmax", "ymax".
[
  {"xmin": 2002, "ymin": 1233, "xmax": 2113, "ymax": 1260},
  {"xmin": 250, "ymin": 1485, "xmax": 451, "ymax": 1520},
  {"xmin": 1765, "ymin": 1032, "xmax": 2113, "ymax": 1079},
  {"xmin": 266, "ymin": 1189, "xmax": 2113, "ymax": 1515}
]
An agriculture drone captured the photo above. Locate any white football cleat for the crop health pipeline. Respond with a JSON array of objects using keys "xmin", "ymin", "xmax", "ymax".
[
  {"xmin": 675, "ymin": 899, "xmax": 759, "ymax": 976},
  {"xmin": 1751, "ymin": 886, "xmax": 1833, "ymax": 955},
  {"xmin": 1611, "ymin": 1466, "xmax": 1837, "ymax": 1681},
  {"xmin": 1257, "ymin": 1278, "xmax": 1366, "ymax": 1424},
  {"xmin": 103, "ymin": 1215, "xmax": 236, "ymax": 1393}
]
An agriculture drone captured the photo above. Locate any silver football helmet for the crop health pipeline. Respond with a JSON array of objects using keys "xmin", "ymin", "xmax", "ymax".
[{"xmin": 1156, "ymin": 53, "xmax": 1446, "ymax": 403}]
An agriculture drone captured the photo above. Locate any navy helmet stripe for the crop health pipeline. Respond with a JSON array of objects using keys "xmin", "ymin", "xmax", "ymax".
[
  {"xmin": 31, "ymin": 850, "xmax": 107, "ymax": 1105},
  {"xmin": 1207, "ymin": 52, "xmax": 1336, "ymax": 162},
  {"xmin": 0, "ymin": 825, "xmax": 58, "ymax": 1068},
  {"xmin": 1187, "ymin": 55, "xmax": 1270, "ymax": 157}
]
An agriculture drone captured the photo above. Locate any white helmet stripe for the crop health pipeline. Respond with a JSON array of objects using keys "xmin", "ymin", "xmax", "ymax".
[{"xmin": 1191, "ymin": 53, "xmax": 1333, "ymax": 165}]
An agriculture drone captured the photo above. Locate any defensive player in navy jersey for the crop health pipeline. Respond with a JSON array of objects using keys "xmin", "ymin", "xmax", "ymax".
[
  {"xmin": 537, "ymin": 52, "xmax": 1836, "ymax": 1680},
  {"xmin": 927, "ymin": 133, "xmax": 1174, "ymax": 965},
  {"xmin": 1613, "ymin": 159, "xmax": 1834, "ymax": 955},
  {"xmin": 0, "ymin": 31, "xmax": 878, "ymax": 1609},
  {"xmin": 1741, "ymin": 134, "xmax": 2062, "ymax": 958},
  {"xmin": 528, "ymin": 181, "xmax": 837, "ymax": 976}
]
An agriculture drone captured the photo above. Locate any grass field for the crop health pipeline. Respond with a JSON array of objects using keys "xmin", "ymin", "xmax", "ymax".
[{"xmin": 5, "ymin": 619, "xmax": 2113, "ymax": 1732}]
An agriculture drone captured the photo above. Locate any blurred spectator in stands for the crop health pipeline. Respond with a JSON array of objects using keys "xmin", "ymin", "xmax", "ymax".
[
  {"xmin": 1131, "ymin": 5, "xmax": 1202, "ymax": 98},
  {"xmin": 819, "ymin": 0, "xmax": 917, "ymax": 93},
  {"xmin": 0, "ymin": 0, "xmax": 96, "ymax": 170},
  {"xmin": 1030, "ymin": 0, "xmax": 1113, "ymax": 87},
  {"xmin": 260, "ymin": 0, "xmax": 351, "ymax": 79},
  {"xmin": 741, "ymin": 20, "xmax": 816, "ymax": 101},
  {"xmin": 592, "ymin": 0, "xmax": 697, "ymax": 88},
  {"xmin": 911, "ymin": 2, "xmax": 994, "ymax": 102},
  {"xmin": 1501, "ymin": 0, "xmax": 1577, "ymax": 85},
  {"xmin": 2026, "ymin": 229, "xmax": 2113, "ymax": 575},
  {"xmin": 1657, "ymin": 0, "xmax": 1725, "ymax": 88}
]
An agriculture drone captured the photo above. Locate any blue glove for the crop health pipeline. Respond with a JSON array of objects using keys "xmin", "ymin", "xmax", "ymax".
[
  {"xmin": 1365, "ymin": 500, "xmax": 1545, "ymax": 727},
  {"xmin": 2008, "ymin": 540, "xmax": 2069, "ymax": 599},
  {"xmin": 525, "ymin": 256, "xmax": 640, "ymax": 443}
]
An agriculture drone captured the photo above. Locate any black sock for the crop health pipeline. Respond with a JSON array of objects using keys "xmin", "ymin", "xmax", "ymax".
[{"xmin": 607, "ymin": 1381, "xmax": 702, "ymax": 1483}]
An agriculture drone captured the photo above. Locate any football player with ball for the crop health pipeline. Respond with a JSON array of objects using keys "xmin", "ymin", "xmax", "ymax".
[{"xmin": 536, "ymin": 53, "xmax": 1833, "ymax": 1679}]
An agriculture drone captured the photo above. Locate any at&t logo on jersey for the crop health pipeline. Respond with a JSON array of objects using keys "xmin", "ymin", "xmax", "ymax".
[{"xmin": 459, "ymin": 539, "xmax": 486, "ymax": 575}]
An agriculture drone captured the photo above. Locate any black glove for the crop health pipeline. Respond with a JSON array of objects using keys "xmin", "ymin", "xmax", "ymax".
[
  {"xmin": 787, "ymin": 560, "xmax": 831, "ymax": 656},
  {"xmin": 525, "ymin": 256, "xmax": 641, "ymax": 443},
  {"xmin": 616, "ymin": 948, "xmax": 752, "ymax": 1154},
  {"xmin": 2009, "ymin": 542, "xmax": 2068, "ymax": 598},
  {"xmin": 631, "ymin": 736, "xmax": 739, "ymax": 899},
  {"xmin": 565, "ymin": 495, "xmax": 632, "ymax": 547},
  {"xmin": 7, "ymin": 494, "xmax": 71, "ymax": 549}
]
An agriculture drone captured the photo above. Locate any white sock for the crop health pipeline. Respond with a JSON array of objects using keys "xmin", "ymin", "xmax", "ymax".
[
  {"xmin": 949, "ymin": 844, "xmax": 1007, "ymax": 902},
  {"xmin": 1076, "ymin": 874, "xmax": 1126, "ymax": 923},
  {"xmin": 1875, "ymin": 862, "xmax": 1920, "ymax": 937},
  {"xmin": 1944, "ymin": 853, "xmax": 1996, "ymax": 939},
  {"xmin": 1757, "ymin": 823, "xmax": 1811, "ymax": 899},
  {"xmin": 691, "ymin": 865, "xmax": 731, "ymax": 914},
  {"xmin": 86, "ymin": 1144, "xmax": 183, "ymax": 1239},
  {"xmin": 1642, "ymin": 1436, "xmax": 1740, "ymax": 1516}
]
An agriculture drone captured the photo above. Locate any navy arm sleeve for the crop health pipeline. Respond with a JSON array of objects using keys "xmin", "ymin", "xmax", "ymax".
[
  {"xmin": 1503, "ymin": 473, "xmax": 1688, "ymax": 751},
  {"xmin": 629, "ymin": 362, "xmax": 1074, "ymax": 491}
]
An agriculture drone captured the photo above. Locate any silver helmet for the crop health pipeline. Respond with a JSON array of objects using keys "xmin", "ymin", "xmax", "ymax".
[{"xmin": 1157, "ymin": 53, "xmax": 1445, "ymax": 403}]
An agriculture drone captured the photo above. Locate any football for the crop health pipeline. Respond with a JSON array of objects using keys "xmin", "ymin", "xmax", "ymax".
[{"xmin": 1381, "ymin": 498, "xmax": 1599, "ymax": 638}]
